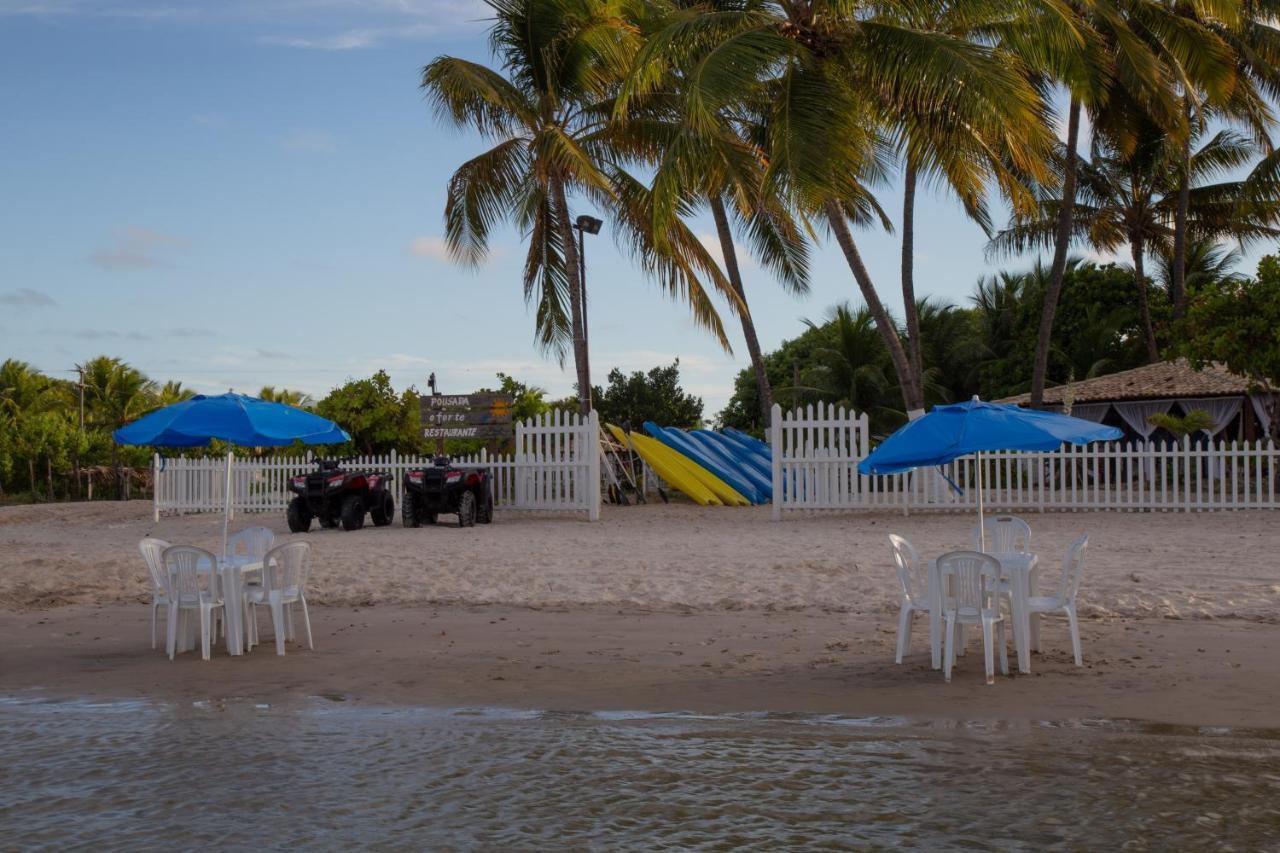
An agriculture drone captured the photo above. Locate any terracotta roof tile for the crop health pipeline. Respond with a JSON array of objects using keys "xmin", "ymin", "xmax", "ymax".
[{"xmin": 1000, "ymin": 359, "xmax": 1256, "ymax": 405}]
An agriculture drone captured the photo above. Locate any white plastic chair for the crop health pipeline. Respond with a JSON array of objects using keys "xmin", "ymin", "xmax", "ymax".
[
  {"xmin": 889, "ymin": 534, "xmax": 930, "ymax": 664},
  {"xmin": 938, "ymin": 550, "xmax": 1008, "ymax": 685},
  {"xmin": 244, "ymin": 541, "xmax": 313, "ymax": 656},
  {"xmin": 162, "ymin": 545, "xmax": 225, "ymax": 661},
  {"xmin": 971, "ymin": 515, "xmax": 1032, "ymax": 554},
  {"xmin": 1025, "ymin": 534, "xmax": 1089, "ymax": 665},
  {"xmin": 227, "ymin": 526, "xmax": 276, "ymax": 565},
  {"xmin": 139, "ymin": 537, "xmax": 172, "ymax": 649}
]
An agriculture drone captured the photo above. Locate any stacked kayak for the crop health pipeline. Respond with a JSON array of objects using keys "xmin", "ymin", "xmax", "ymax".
[{"xmin": 607, "ymin": 422, "xmax": 773, "ymax": 505}]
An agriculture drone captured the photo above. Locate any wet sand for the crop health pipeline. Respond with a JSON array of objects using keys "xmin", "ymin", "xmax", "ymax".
[{"xmin": 3, "ymin": 604, "xmax": 1278, "ymax": 728}]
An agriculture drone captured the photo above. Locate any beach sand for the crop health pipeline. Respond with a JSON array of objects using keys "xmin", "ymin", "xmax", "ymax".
[{"xmin": 1, "ymin": 501, "xmax": 1278, "ymax": 726}]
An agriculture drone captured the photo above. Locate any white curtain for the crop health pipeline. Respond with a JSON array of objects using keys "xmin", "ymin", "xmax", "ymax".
[
  {"xmin": 1253, "ymin": 394, "xmax": 1277, "ymax": 439},
  {"xmin": 1114, "ymin": 400, "xmax": 1173, "ymax": 439},
  {"xmin": 1066, "ymin": 403, "xmax": 1111, "ymax": 423},
  {"xmin": 1178, "ymin": 396, "xmax": 1242, "ymax": 437}
]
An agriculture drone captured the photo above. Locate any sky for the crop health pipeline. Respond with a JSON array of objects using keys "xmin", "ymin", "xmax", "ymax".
[{"xmin": 1, "ymin": 1, "xmax": 1271, "ymax": 418}]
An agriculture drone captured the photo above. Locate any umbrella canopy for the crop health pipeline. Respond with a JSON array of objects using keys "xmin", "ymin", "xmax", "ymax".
[
  {"xmin": 858, "ymin": 399, "xmax": 1122, "ymax": 476},
  {"xmin": 113, "ymin": 393, "xmax": 349, "ymax": 448}
]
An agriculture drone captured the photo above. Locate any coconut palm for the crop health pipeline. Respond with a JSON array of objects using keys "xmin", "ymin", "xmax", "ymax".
[
  {"xmin": 257, "ymin": 386, "xmax": 313, "ymax": 408},
  {"xmin": 989, "ymin": 125, "xmax": 1278, "ymax": 360},
  {"xmin": 1153, "ymin": 237, "xmax": 1245, "ymax": 294},
  {"xmin": 615, "ymin": 40, "xmax": 812, "ymax": 427},
  {"xmin": 0, "ymin": 360, "xmax": 57, "ymax": 421},
  {"xmin": 80, "ymin": 356, "xmax": 157, "ymax": 498},
  {"xmin": 621, "ymin": 0, "xmax": 1053, "ymax": 417},
  {"xmin": 422, "ymin": 0, "xmax": 735, "ymax": 414},
  {"xmin": 1019, "ymin": 0, "xmax": 1239, "ymax": 406},
  {"xmin": 157, "ymin": 380, "xmax": 196, "ymax": 407},
  {"xmin": 1161, "ymin": 1, "xmax": 1280, "ymax": 313}
]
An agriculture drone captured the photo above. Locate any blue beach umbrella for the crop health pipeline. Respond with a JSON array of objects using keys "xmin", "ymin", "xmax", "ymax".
[
  {"xmin": 115, "ymin": 393, "xmax": 349, "ymax": 557},
  {"xmin": 858, "ymin": 398, "xmax": 1121, "ymax": 549}
]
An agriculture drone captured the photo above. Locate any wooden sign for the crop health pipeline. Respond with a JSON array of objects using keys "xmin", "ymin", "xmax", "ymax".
[
  {"xmin": 423, "ymin": 425, "xmax": 512, "ymax": 439},
  {"xmin": 419, "ymin": 392, "xmax": 514, "ymax": 438}
]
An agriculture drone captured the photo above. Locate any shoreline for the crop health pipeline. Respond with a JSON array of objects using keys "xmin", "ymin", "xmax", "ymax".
[{"xmin": 3, "ymin": 603, "xmax": 1278, "ymax": 729}]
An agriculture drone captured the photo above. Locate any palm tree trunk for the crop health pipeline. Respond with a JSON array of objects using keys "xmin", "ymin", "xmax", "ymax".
[
  {"xmin": 823, "ymin": 198, "xmax": 921, "ymax": 415},
  {"xmin": 710, "ymin": 195, "xmax": 772, "ymax": 428},
  {"xmin": 550, "ymin": 174, "xmax": 592, "ymax": 414},
  {"xmin": 1171, "ymin": 102, "xmax": 1192, "ymax": 317},
  {"xmin": 899, "ymin": 158, "xmax": 925, "ymax": 418},
  {"xmin": 1031, "ymin": 97, "xmax": 1082, "ymax": 407},
  {"xmin": 1131, "ymin": 231, "xmax": 1159, "ymax": 362}
]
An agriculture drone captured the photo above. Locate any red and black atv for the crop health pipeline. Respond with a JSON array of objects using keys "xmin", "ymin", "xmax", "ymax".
[
  {"xmin": 287, "ymin": 459, "xmax": 395, "ymax": 532},
  {"xmin": 402, "ymin": 457, "xmax": 494, "ymax": 528}
]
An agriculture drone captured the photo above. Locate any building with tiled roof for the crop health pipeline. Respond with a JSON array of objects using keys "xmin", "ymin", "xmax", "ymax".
[{"xmin": 1000, "ymin": 359, "xmax": 1275, "ymax": 442}]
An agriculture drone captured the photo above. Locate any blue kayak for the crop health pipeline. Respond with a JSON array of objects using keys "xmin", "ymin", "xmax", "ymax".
[
  {"xmin": 643, "ymin": 422, "xmax": 766, "ymax": 504},
  {"xmin": 689, "ymin": 430, "xmax": 773, "ymax": 497}
]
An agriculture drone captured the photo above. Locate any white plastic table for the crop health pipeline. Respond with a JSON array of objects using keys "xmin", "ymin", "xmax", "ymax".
[
  {"xmin": 927, "ymin": 552, "xmax": 1039, "ymax": 674},
  {"xmin": 173, "ymin": 557, "xmax": 262, "ymax": 656}
]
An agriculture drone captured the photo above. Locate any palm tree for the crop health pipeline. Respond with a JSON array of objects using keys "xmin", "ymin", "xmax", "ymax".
[
  {"xmin": 1154, "ymin": 237, "xmax": 1244, "ymax": 294},
  {"xmin": 81, "ymin": 356, "xmax": 156, "ymax": 498},
  {"xmin": 422, "ymin": 0, "xmax": 735, "ymax": 414},
  {"xmin": 0, "ymin": 360, "xmax": 56, "ymax": 421},
  {"xmin": 621, "ymin": 0, "xmax": 1052, "ymax": 417},
  {"xmin": 1020, "ymin": 0, "xmax": 1237, "ymax": 406},
  {"xmin": 796, "ymin": 303, "xmax": 896, "ymax": 430},
  {"xmin": 257, "ymin": 386, "xmax": 314, "ymax": 408},
  {"xmin": 157, "ymin": 380, "xmax": 196, "ymax": 407},
  {"xmin": 1162, "ymin": 2, "xmax": 1280, "ymax": 313},
  {"xmin": 990, "ymin": 126, "xmax": 1276, "ymax": 360},
  {"xmin": 616, "ymin": 40, "xmax": 812, "ymax": 427}
]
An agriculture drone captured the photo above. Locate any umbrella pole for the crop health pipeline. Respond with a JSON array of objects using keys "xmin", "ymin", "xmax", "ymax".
[
  {"xmin": 976, "ymin": 450, "xmax": 986, "ymax": 552},
  {"xmin": 222, "ymin": 449, "xmax": 233, "ymax": 563}
]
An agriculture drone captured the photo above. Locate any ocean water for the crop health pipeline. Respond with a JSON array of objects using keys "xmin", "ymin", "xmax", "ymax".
[{"xmin": 1, "ymin": 695, "xmax": 1278, "ymax": 850}]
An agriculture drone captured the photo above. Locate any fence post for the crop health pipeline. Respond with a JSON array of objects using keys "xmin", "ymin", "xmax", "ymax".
[
  {"xmin": 770, "ymin": 404, "xmax": 783, "ymax": 521},
  {"xmin": 588, "ymin": 410, "xmax": 601, "ymax": 521},
  {"xmin": 153, "ymin": 453, "xmax": 161, "ymax": 522}
]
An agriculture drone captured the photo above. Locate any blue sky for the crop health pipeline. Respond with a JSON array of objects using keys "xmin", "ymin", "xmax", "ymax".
[{"xmin": 1, "ymin": 1, "xmax": 1269, "ymax": 417}]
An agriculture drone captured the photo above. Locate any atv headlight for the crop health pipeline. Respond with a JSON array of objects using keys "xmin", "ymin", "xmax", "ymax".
[
  {"xmin": 408, "ymin": 472, "xmax": 423, "ymax": 482},
  {"xmin": 326, "ymin": 475, "xmax": 345, "ymax": 489}
]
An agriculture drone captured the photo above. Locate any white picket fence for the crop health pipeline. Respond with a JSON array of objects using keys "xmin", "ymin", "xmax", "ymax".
[
  {"xmin": 770, "ymin": 402, "xmax": 1280, "ymax": 518},
  {"xmin": 153, "ymin": 410, "xmax": 601, "ymax": 521}
]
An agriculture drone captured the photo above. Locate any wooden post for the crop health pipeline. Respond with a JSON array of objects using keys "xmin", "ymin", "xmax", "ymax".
[{"xmin": 770, "ymin": 403, "xmax": 783, "ymax": 521}]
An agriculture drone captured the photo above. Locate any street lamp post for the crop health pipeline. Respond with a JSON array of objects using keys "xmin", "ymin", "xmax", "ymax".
[
  {"xmin": 573, "ymin": 214, "xmax": 603, "ymax": 349},
  {"xmin": 572, "ymin": 214, "xmax": 603, "ymax": 409}
]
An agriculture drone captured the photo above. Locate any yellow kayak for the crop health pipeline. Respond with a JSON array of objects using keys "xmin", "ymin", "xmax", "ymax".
[
  {"xmin": 654, "ymin": 437, "xmax": 751, "ymax": 506},
  {"xmin": 607, "ymin": 424, "xmax": 722, "ymax": 506}
]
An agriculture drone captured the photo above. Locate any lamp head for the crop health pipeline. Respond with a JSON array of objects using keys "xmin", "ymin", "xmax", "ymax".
[{"xmin": 575, "ymin": 215, "xmax": 603, "ymax": 235}]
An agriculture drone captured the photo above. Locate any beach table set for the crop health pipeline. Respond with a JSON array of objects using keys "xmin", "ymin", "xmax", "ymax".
[
  {"xmin": 864, "ymin": 398, "xmax": 1116, "ymax": 684},
  {"xmin": 118, "ymin": 393, "xmax": 345, "ymax": 661}
]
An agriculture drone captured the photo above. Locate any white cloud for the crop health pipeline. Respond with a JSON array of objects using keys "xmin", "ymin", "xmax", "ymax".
[
  {"xmin": 258, "ymin": 29, "xmax": 378, "ymax": 50},
  {"xmin": 697, "ymin": 231, "xmax": 755, "ymax": 272},
  {"xmin": 281, "ymin": 130, "xmax": 336, "ymax": 152},
  {"xmin": 0, "ymin": 287, "xmax": 57, "ymax": 308},
  {"xmin": 88, "ymin": 225, "xmax": 187, "ymax": 270},
  {"xmin": 191, "ymin": 113, "xmax": 227, "ymax": 129},
  {"xmin": 409, "ymin": 235, "xmax": 452, "ymax": 261}
]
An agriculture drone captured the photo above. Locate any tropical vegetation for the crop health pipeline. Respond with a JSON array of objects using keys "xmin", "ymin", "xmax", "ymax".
[{"xmin": 423, "ymin": 0, "xmax": 1280, "ymax": 428}]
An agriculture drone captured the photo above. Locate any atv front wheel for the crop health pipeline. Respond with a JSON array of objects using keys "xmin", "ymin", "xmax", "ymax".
[
  {"xmin": 457, "ymin": 490, "xmax": 476, "ymax": 528},
  {"xmin": 287, "ymin": 497, "xmax": 312, "ymax": 533},
  {"xmin": 476, "ymin": 486, "xmax": 494, "ymax": 524},
  {"xmin": 401, "ymin": 492, "xmax": 421, "ymax": 528},
  {"xmin": 340, "ymin": 495, "xmax": 365, "ymax": 531},
  {"xmin": 370, "ymin": 492, "xmax": 394, "ymax": 527}
]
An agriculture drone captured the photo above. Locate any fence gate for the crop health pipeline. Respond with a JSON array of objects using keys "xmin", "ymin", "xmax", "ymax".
[
  {"xmin": 513, "ymin": 409, "xmax": 601, "ymax": 520},
  {"xmin": 770, "ymin": 402, "xmax": 872, "ymax": 520}
]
